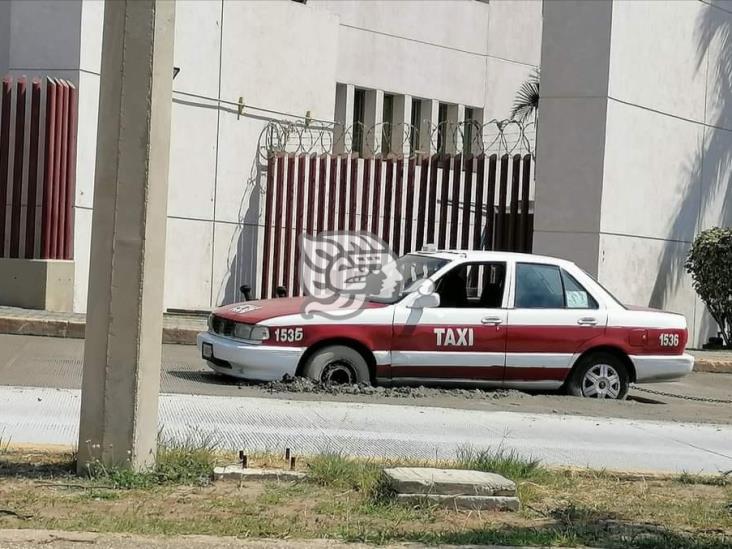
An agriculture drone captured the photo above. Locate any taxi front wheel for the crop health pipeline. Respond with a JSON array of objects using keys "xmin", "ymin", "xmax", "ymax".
[
  {"xmin": 567, "ymin": 352, "xmax": 630, "ymax": 400},
  {"xmin": 303, "ymin": 345, "xmax": 371, "ymax": 386}
]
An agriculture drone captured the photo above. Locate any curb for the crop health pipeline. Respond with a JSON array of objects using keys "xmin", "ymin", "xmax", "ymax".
[
  {"xmin": 693, "ymin": 359, "xmax": 732, "ymax": 374},
  {"xmin": 0, "ymin": 316, "xmax": 202, "ymax": 345}
]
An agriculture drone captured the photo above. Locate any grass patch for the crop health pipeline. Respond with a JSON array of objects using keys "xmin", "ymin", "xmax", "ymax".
[
  {"xmin": 678, "ymin": 470, "xmax": 731, "ymax": 487},
  {"xmin": 307, "ymin": 452, "xmax": 384, "ymax": 496},
  {"xmin": 455, "ymin": 444, "xmax": 545, "ymax": 481},
  {"xmin": 84, "ymin": 433, "xmax": 224, "ymax": 489},
  {"xmin": 1, "ymin": 447, "xmax": 730, "ymax": 548}
]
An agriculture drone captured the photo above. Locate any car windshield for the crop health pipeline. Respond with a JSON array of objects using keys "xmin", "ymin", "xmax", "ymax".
[{"xmin": 366, "ymin": 254, "xmax": 449, "ymax": 304}]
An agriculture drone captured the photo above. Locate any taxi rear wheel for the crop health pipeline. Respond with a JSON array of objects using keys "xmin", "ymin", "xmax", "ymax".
[
  {"xmin": 303, "ymin": 345, "xmax": 371, "ymax": 386},
  {"xmin": 567, "ymin": 352, "xmax": 629, "ymax": 400}
]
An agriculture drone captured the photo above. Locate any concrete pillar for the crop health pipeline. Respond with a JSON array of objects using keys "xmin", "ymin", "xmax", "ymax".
[
  {"xmin": 77, "ymin": 0, "xmax": 175, "ymax": 472},
  {"xmin": 445, "ymin": 104, "xmax": 466, "ymax": 154},
  {"xmin": 532, "ymin": 0, "xmax": 612, "ymax": 276},
  {"xmin": 420, "ymin": 99, "xmax": 439, "ymax": 154},
  {"xmin": 465, "ymin": 107, "xmax": 484, "ymax": 156},
  {"xmin": 334, "ymin": 83, "xmax": 354, "ymax": 154},
  {"xmin": 363, "ymin": 89, "xmax": 384, "ymax": 156},
  {"xmin": 391, "ymin": 94, "xmax": 412, "ymax": 156}
]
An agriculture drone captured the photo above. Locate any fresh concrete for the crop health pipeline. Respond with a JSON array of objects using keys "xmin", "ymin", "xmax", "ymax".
[
  {"xmin": 395, "ymin": 494, "xmax": 520, "ymax": 511},
  {"xmin": 383, "ymin": 467, "xmax": 516, "ymax": 497},
  {"xmin": 77, "ymin": 0, "xmax": 176, "ymax": 472},
  {"xmin": 214, "ymin": 466, "xmax": 306, "ymax": 482},
  {"xmin": 0, "ymin": 259, "xmax": 74, "ymax": 312},
  {"xmin": 3, "ymin": 385, "xmax": 732, "ymax": 474}
]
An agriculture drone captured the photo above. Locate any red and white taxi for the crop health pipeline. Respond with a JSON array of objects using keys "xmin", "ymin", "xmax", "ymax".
[{"xmin": 197, "ymin": 250, "xmax": 694, "ymax": 399}]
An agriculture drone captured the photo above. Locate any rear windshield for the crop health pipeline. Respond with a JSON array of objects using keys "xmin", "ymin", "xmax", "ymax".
[{"xmin": 580, "ymin": 269, "xmax": 627, "ymax": 309}]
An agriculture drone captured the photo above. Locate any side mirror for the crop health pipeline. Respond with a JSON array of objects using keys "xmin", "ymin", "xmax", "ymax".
[{"xmin": 409, "ymin": 292, "xmax": 440, "ymax": 309}]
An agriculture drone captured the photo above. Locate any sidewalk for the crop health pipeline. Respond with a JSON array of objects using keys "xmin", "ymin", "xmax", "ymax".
[
  {"xmin": 0, "ymin": 306, "xmax": 206, "ymax": 345},
  {"xmin": 0, "ymin": 530, "xmax": 500, "ymax": 549}
]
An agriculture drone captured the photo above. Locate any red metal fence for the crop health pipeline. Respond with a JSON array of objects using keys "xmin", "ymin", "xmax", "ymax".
[
  {"xmin": 260, "ymin": 152, "xmax": 533, "ymax": 298},
  {"xmin": 0, "ymin": 76, "xmax": 77, "ymax": 260}
]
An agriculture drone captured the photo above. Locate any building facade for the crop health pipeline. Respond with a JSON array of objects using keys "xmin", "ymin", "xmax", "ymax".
[
  {"xmin": 1, "ymin": 0, "xmax": 730, "ymax": 347},
  {"xmin": 0, "ymin": 0, "xmax": 541, "ymax": 312}
]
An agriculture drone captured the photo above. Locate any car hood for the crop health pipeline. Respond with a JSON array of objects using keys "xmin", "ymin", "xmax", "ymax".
[{"xmin": 212, "ymin": 297, "xmax": 387, "ymax": 323}]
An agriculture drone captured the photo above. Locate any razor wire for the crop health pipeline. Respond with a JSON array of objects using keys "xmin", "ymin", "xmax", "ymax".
[{"xmin": 259, "ymin": 118, "xmax": 535, "ymax": 159}]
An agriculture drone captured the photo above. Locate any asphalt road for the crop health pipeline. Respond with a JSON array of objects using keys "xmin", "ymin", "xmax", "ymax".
[
  {"xmin": 1, "ymin": 334, "xmax": 730, "ymax": 425},
  {"xmin": 2, "ymin": 334, "xmax": 732, "ymax": 473}
]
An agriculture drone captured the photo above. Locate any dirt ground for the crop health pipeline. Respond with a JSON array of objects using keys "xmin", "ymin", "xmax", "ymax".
[{"xmin": 0, "ymin": 449, "xmax": 730, "ymax": 548}]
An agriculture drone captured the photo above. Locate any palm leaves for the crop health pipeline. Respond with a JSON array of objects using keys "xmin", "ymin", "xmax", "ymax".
[{"xmin": 511, "ymin": 69, "xmax": 540, "ymax": 123}]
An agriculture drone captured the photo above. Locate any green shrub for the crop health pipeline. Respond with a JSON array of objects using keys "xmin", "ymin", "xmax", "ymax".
[{"xmin": 685, "ymin": 227, "xmax": 732, "ymax": 347}]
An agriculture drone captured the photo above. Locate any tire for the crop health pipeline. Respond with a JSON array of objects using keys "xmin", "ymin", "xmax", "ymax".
[
  {"xmin": 567, "ymin": 352, "xmax": 629, "ymax": 400},
  {"xmin": 303, "ymin": 345, "xmax": 371, "ymax": 386}
]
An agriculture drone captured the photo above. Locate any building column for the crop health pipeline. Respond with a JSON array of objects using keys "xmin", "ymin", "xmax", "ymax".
[
  {"xmin": 532, "ymin": 0, "xmax": 612, "ymax": 276},
  {"xmin": 391, "ymin": 94, "xmax": 412, "ymax": 156},
  {"xmin": 363, "ymin": 89, "xmax": 384, "ymax": 156},
  {"xmin": 445, "ymin": 104, "xmax": 465, "ymax": 154},
  {"xmin": 420, "ymin": 99, "xmax": 439, "ymax": 154},
  {"xmin": 77, "ymin": 0, "xmax": 175, "ymax": 472},
  {"xmin": 334, "ymin": 83, "xmax": 354, "ymax": 154}
]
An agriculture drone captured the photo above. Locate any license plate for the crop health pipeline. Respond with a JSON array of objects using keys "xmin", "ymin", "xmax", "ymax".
[{"xmin": 202, "ymin": 342, "xmax": 213, "ymax": 360}]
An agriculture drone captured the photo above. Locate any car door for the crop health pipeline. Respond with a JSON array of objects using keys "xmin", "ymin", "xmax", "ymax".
[
  {"xmin": 391, "ymin": 261, "xmax": 508, "ymax": 384},
  {"xmin": 505, "ymin": 262, "xmax": 608, "ymax": 387}
]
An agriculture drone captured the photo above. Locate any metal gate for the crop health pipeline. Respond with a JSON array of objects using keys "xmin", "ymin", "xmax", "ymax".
[
  {"xmin": 259, "ymin": 146, "xmax": 533, "ymax": 299},
  {"xmin": 0, "ymin": 75, "xmax": 78, "ymax": 260}
]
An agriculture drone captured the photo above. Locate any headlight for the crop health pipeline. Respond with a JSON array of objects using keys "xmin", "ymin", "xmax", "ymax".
[
  {"xmin": 250, "ymin": 326, "xmax": 270, "ymax": 341},
  {"xmin": 233, "ymin": 323, "xmax": 269, "ymax": 341}
]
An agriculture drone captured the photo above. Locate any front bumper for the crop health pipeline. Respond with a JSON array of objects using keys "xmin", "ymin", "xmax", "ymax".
[
  {"xmin": 196, "ymin": 332, "xmax": 304, "ymax": 381},
  {"xmin": 631, "ymin": 353, "xmax": 694, "ymax": 383}
]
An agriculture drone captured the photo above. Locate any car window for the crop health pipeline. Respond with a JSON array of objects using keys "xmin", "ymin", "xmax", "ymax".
[
  {"xmin": 561, "ymin": 270, "xmax": 598, "ymax": 309},
  {"xmin": 366, "ymin": 253, "xmax": 448, "ymax": 304},
  {"xmin": 436, "ymin": 262, "xmax": 506, "ymax": 308},
  {"xmin": 515, "ymin": 263, "xmax": 564, "ymax": 308}
]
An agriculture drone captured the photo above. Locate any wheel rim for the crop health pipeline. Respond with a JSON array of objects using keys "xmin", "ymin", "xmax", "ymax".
[
  {"xmin": 581, "ymin": 363, "xmax": 621, "ymax": 399},
  {"xmin": 321, "ymin": 360, "xmax": 355, "ymax": 385}
]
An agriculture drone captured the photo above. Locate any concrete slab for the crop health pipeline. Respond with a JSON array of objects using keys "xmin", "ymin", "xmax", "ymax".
[
  {"xmin": 396, "ymin": 493, "xmax": 521, "ymax": 511},
  {"xmin": 384, "ymin": 467, "xmax": 516, "ymax": 496},
  {"xmin": 214, "ymin": 465, "xmax": 306, "ymax": 482}
]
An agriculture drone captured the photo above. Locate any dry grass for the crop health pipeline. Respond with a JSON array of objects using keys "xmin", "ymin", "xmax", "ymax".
[{"xmin": 0, "ymin": 448, "xmax": 730, "ymax": 548}]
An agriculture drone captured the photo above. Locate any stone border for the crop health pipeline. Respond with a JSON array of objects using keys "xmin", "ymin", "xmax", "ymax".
[{"xmin": 0, "ymin": 309, "xmax": 204, "ymax": 345}]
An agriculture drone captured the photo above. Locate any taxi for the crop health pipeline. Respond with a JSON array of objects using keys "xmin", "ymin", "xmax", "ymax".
[{"xmin": 197, "ymin": 250, "xmax": 694, "ymax": 399}]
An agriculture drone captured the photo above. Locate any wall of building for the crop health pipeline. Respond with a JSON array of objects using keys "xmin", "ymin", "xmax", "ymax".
[
  {"xmin": 166, "ymin": 0, "xmax": 339, "ymax": 311},
  {"xmin": 0, "ymin": 0, "xmax": 102, "ymax": 312},
  {"xmin": 1, "ymin": 0, "xmax": 542, "ymax": 313},
  {"xmin": 534, "ymin": 0, "xmax": 732, "ymax": 345}
]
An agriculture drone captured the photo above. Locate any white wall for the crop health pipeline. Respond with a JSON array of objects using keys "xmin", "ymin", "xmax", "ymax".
[
  {"xmin": 1, "ymin": 0, "xmax": 543, "ymax": 313},
  {"xmin": 535, "ymin": 0, "xmax": 732, "ymax": 345},
  {"xmin": 166, "ymin": 0, "xmax": 339, "ymax": 311},
  {"xmin": 0, "ymin": 0, "xmax": 102, "ymax": 312}
]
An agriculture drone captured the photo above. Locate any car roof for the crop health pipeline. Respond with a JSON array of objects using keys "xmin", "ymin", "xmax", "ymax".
[{"xmin": 409, "ymin": 249, "xmax": 577, "ymax": 268}]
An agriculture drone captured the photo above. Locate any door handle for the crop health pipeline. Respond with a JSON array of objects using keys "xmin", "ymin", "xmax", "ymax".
[
  {"xmin": 481, "ymin": 316, "xmax": 503, "ymax": 325},
  {"xmin": 577, "ymin": 317, "xmax": 598, "ymax": 326}
]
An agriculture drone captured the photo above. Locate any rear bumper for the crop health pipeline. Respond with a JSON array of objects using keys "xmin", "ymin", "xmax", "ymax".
[
  {"xmin": 631, "ymin": 353, "xmax": 694, "ymax": 383},
  {"xmin": 197, "ymin": 332, "xmax": 303, "ymax": 381}
]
